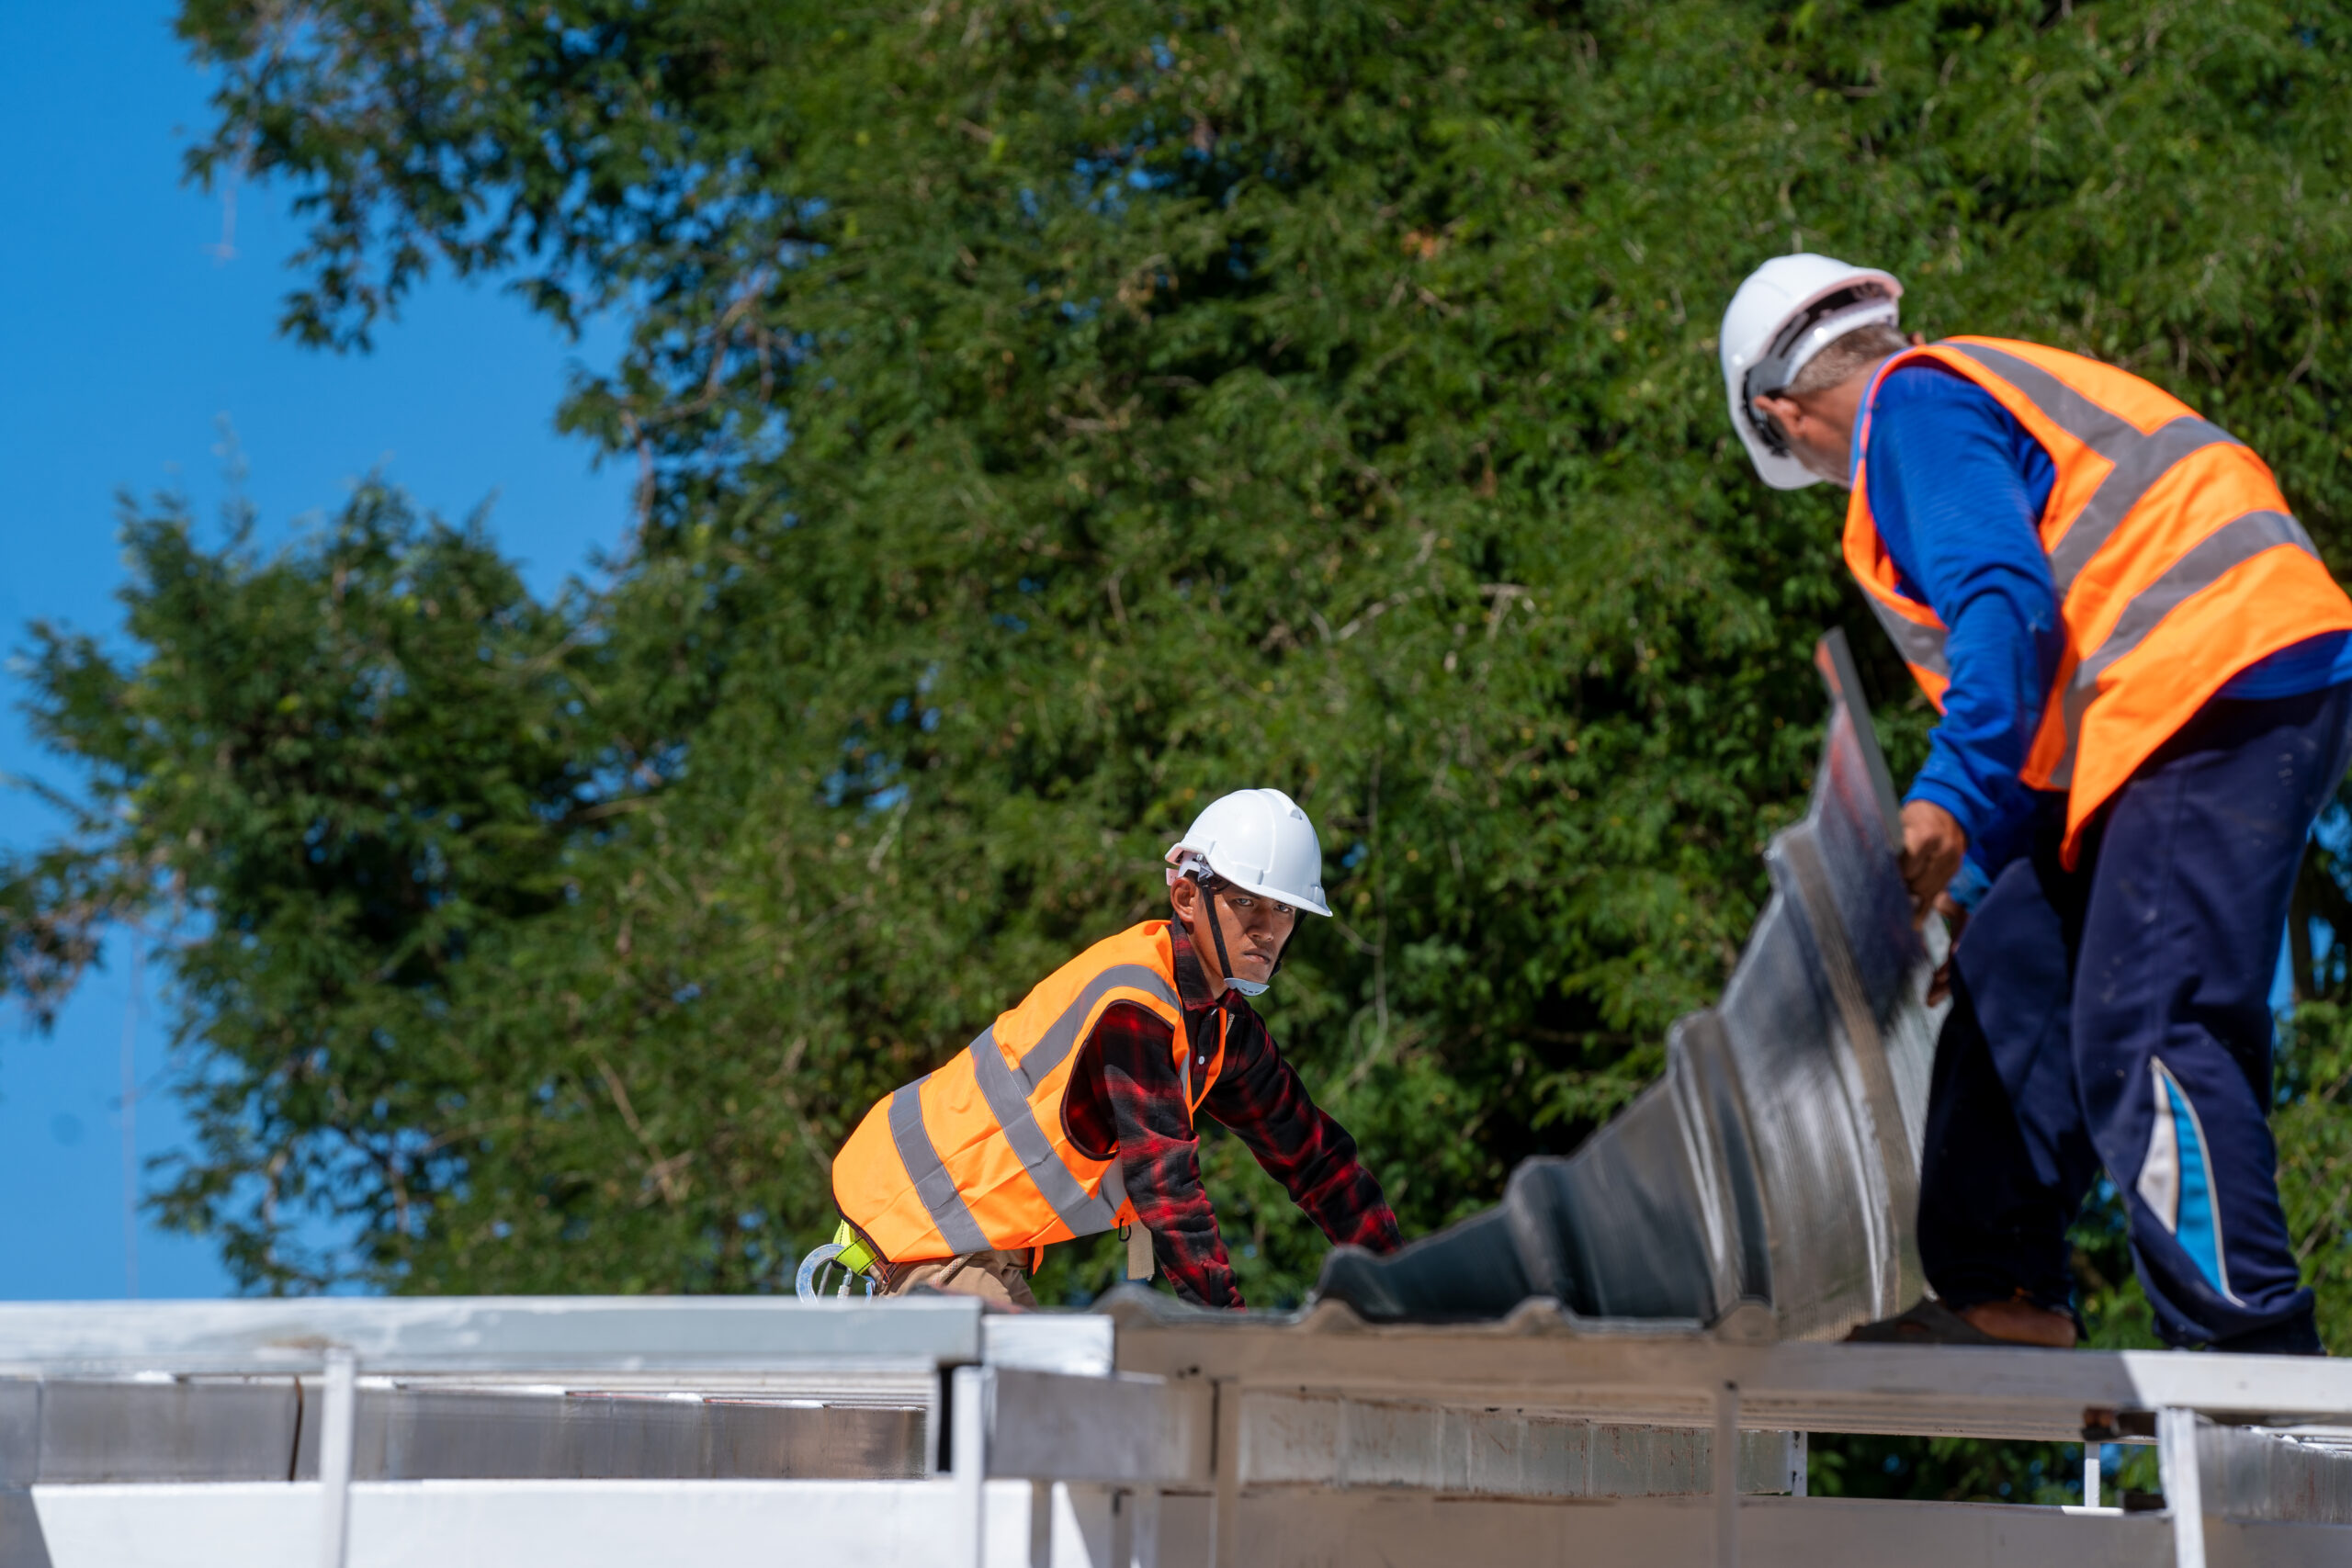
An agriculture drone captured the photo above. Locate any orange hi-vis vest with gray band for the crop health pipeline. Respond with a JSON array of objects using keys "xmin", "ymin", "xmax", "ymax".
[
  {"xmin": 831, "ymin": 921, "xmax": 1227, "ymax": 1265},
  {"xmin": 1846, "ymin": 336, "xmax": 2352, "ymax": 864}
]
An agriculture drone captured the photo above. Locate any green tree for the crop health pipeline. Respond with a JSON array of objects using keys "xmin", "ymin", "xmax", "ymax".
[
  {"xmin": 3, "ymin": 491, "xmax": 606, "ymax": 1287},
  {"xmin": 7, "ymin": 2, "xmax": 2352, "ymax": 1394}
]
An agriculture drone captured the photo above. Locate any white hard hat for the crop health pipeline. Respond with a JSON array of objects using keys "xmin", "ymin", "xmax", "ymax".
[
  {"xmin": 1164, "ymin": 788, "xmax": 1332, "ymax": 918},
  {"xmin": 1719, "ymin": 254, "xmax": 1903, "ymax": 490}
]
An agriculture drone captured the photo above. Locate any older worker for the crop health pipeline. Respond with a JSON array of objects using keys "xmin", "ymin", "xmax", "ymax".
[{"xmin": 1718, "ymin": 254, "xmax": 2352, "ymax": 1352}]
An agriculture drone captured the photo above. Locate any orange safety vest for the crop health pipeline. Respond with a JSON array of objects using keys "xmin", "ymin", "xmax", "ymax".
[
  {"xmin": 1846, "ymin": 336, "xmax": 2352, "ymax": 864},
  {"xmin": 831, "ymin": 921, "xmax": 1228, "ymax": 1265}
]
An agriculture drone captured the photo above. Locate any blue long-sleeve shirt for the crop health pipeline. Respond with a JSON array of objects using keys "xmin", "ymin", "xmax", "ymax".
[{"xmin": 1860, "ymin": 360, "xmax": 2352, "ymax": 890}]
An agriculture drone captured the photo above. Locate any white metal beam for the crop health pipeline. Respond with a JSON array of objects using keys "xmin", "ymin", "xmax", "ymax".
[
  {"xmin": 953, "ymin": 1367, "xmax": 988, "ymax": 1568},
  {"xmin": 314, "ymin": 1351, "xmax": 354, "ymax": 1568},
  {"xmin": 0, "ymin": 1297, "xmax": 986, "ymax": 1377},
  {"xmin": 31, "ymin": 1481, "xmax": 2349, "ymax": 1568},
  {"xmin": 2160, "ymin": 1406, "xmax": 2208, "ymax": 1568}
]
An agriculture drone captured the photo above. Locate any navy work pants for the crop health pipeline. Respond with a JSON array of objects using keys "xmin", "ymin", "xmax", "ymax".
[{"xmin": 1917, "ymin": 684, "xmax": 2352, "ymax": 1350}]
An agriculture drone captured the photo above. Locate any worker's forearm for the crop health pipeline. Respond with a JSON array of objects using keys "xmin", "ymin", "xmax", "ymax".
[
  {"xmin": 1098, "ymin": 1024, "xmax": 1241, "ymax": 1307},
  {"xmin": 1908, "ymin": 579, "xmax": 2059, "ymax": 869},
  {"xmin": 1206, "ymin": 1037, "xmax": 1402, "ymax": 1255}
]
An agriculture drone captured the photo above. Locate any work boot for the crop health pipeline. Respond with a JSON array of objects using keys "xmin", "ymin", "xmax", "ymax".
[
  {"xmin": 1845, "ymin": 1296, "xmax": 2075, "ymax": 1348},
  {"xmin": 1958, "ymin": 1296, "xmax": 2076, "ymax": 1348}
]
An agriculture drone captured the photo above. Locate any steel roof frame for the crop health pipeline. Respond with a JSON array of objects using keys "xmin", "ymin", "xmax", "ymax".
[{"xmin": 5, "ymin": 1295, "xmax": 2350, "ymax": 1568}]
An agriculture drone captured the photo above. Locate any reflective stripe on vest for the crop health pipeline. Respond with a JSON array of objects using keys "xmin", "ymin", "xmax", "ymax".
[
  {"xmin": 1843, "ymin": 336, "xmax": 2352, "ymax": 862},
  {"xmin": 2049, "ymin": 507, "xmax": 2319, "ymax": 783},
  {"xmin": 1860, "ymin": 592, "xmax": 1951, "ymax": 684},
  {"xmin": 962, "ymin": 967, "xmax": 1177, "ymax": 1241},
  {"xmin": 886, "ymin": 1074, "xmax": 991, "ymax": 1256},
  {"xmin": 831, "ymin": 923, "xmax": 1209, "ymax": 1264}
]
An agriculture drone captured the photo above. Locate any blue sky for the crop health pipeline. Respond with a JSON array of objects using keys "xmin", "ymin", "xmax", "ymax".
[{"xmin": 0, "ymin": 6, "xmax": 632, "ymax": 1297}]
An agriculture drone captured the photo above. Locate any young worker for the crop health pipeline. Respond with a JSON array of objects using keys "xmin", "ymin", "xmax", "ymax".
[
  {"xmin": 1719, "ymin": 255, "xmax": 2352, "ymax": 1352},
  {"xmin": 826, "ymin": 788, "xmax": 1401, "ymax": 1308}
]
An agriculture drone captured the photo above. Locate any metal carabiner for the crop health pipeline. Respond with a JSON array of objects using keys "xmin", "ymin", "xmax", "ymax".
[{"xmin": 794, "ymin": 1242, "xmax": 876, "ymax": 1302}]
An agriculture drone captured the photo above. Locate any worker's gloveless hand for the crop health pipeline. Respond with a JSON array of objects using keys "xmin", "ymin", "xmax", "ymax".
[{"xmin": 1898, "ymin": 799, "xmax": 1967, "ymax": 926}]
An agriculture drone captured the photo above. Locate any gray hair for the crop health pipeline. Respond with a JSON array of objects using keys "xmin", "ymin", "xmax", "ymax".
[{"xmin": 1784, "ymin": 322, "xmax": 1910, "ymax": 399}]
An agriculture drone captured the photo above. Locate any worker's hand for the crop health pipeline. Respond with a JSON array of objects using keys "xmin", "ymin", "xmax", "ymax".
[
  {"xmin": 1925, "ymin": 892, "xmax": 1968, "ymax": 1007},
  {"xmin": 1898, "ymin": 799, "xmax": 1966, "ymax": 927}
]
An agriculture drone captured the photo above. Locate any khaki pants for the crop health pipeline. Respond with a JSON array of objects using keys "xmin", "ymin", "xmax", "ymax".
[{"xmin": 880, "ymin": 1248, "xmax": 1038, "ymax": 1309}]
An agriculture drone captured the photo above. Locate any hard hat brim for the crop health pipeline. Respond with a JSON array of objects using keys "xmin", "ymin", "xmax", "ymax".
[
  {"xmin": 1165, "ymin": 842, "xmax": 1332, "ymax": 918},
  {"xmin": 1215, "ymin": 866, "xmax": 1332, "ymax": 919},
  {"xmin": 1728, "ymin": 412, "xmax": 1824, "ymax": 491}
]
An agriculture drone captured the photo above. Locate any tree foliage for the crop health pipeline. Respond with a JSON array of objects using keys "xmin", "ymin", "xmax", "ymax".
[{"xmin": 9, "ymin": 0, "xmax": 2352, "ymax": 1389}]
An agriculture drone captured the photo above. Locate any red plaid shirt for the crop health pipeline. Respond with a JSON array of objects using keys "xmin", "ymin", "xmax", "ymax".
[{"xmin": 1062, "ymin": 919, "xmax": 1401, "ymax": 1308}]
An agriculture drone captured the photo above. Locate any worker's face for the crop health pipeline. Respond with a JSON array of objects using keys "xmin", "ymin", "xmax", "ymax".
[{"xmin": 1172, "ymin": 878, "xmax": 1299, "ymax": 987}]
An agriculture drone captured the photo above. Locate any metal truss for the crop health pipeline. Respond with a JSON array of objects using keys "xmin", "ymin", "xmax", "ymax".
[{"xmin": 3, "ymin": 1293, "xmax": 2350, "ymax": 1567}]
